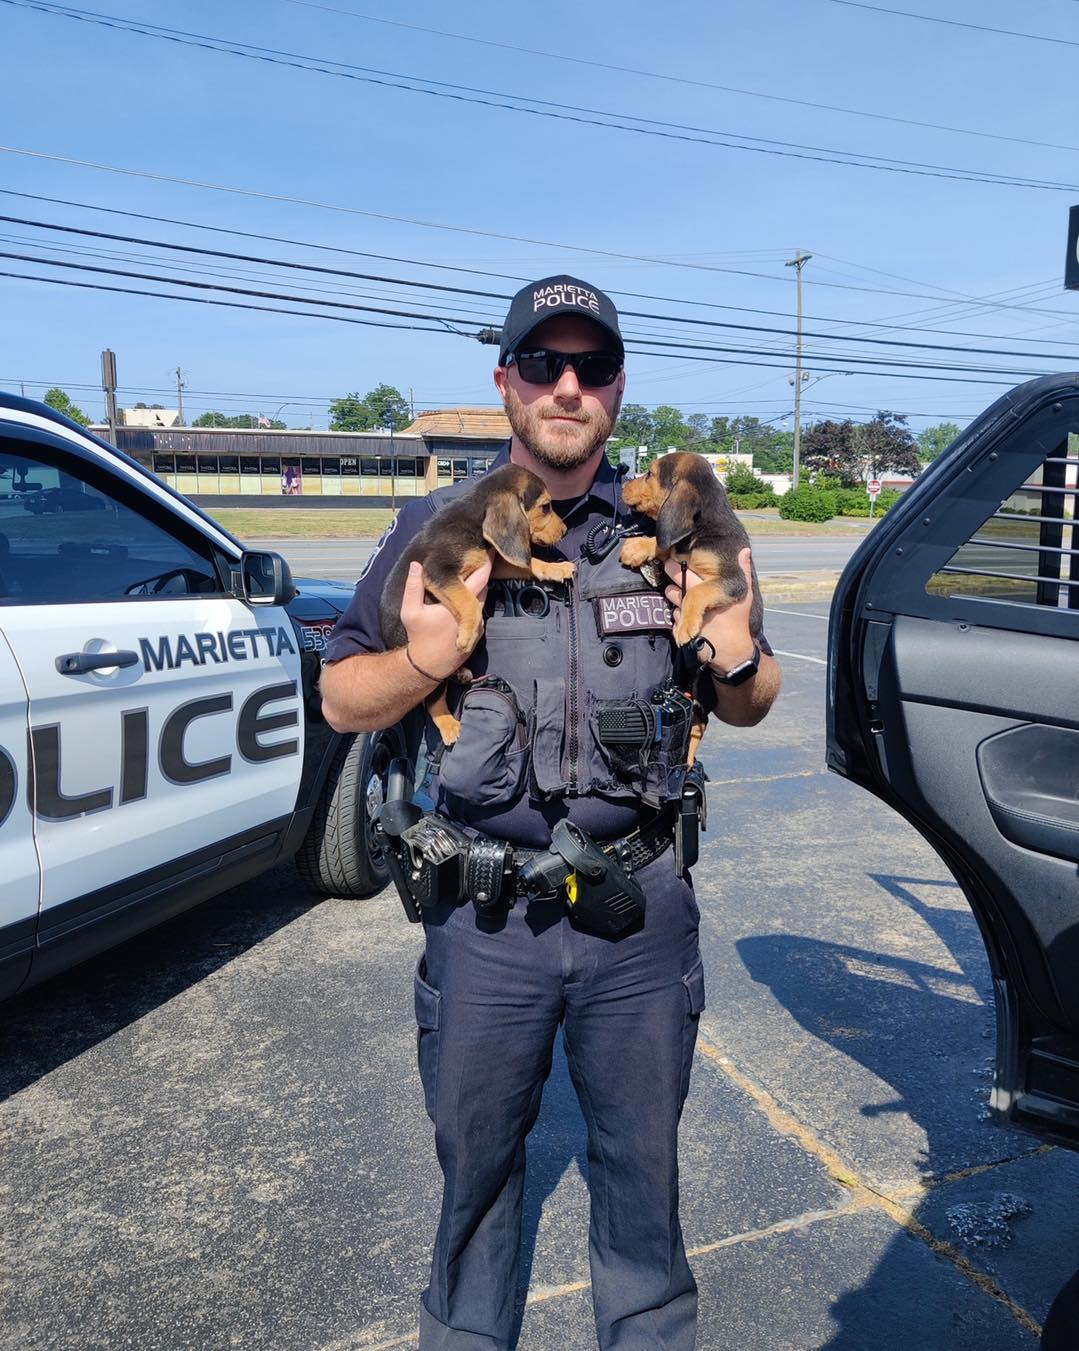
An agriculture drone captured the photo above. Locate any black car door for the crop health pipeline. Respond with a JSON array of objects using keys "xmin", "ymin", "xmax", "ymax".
[{"xmin": 827, "ymin": 373, "xmax": 1079, "ymax": 1149}]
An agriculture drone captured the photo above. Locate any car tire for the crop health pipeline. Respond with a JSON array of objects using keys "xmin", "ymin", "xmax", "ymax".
[{"xmin": 297, "ymin": 723, "xmax": 409, "ymax": 899}]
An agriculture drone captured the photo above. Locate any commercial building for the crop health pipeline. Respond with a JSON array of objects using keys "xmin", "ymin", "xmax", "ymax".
[{"xmin": 96, "ymin": 408, "xmax": 512, "ymax": 506}]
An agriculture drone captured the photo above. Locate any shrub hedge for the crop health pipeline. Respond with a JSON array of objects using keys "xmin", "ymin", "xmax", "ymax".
[{"xmin": 779, "ymin": 487, "xmax": 838, "ymax": 522}]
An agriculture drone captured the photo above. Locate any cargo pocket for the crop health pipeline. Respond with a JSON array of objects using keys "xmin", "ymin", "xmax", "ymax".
[
  {"xmin": 679, "ymin": 956, "xmax": 706, "ymax": 1109},
  {"xmin": 414, "ymin": 956, "xmax": 442, "ymax": 1122},
  {"xmin": 530, "ymin": 676, "xmax": 566, "ymax": 798},
  {"xmin": 439, "ymin": 679, "xmax": 531, "ymax": 808}
]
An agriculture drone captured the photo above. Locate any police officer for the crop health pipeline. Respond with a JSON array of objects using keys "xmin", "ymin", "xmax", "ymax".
[{"xmin": 320, "ymin": 275, "xmax": 781, "ymax": 1349}]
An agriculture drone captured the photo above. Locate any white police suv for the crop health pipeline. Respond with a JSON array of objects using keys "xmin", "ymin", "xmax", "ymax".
[{"xmin": 0, "ymin": 393, "xmax": 413, "ymax": 1000}]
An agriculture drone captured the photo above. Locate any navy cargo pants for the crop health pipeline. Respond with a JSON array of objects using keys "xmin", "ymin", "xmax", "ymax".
[{"xmin": 413, "ymin": 854, "xmax": 705, "ymax": 1350}]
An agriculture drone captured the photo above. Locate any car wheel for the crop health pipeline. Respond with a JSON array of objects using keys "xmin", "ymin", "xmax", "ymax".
[{"xmin": 297, "ymin": 723, "xmax": 409, "ymax": 899}]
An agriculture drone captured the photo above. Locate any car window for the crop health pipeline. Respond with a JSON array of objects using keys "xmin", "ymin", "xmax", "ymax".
[
  {"xmin": 0, "ymin": 447, "xmax": 224, "ymax": 605},
  {"xmin": 926, "ymin": 430, "xmax": 1078, "ymax": 611}
]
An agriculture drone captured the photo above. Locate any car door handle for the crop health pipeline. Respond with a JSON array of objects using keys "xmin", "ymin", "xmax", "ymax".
[{"xmin": 55, "ymin": 650, "xmax": 140, "ymax": 675}]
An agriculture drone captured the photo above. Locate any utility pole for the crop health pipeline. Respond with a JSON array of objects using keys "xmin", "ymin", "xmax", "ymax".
[
  {"xmin": 101, "ymin": 349, "xmax": 118, "ymax": 444},
  {"xmin": 409, "ymin": 386, "xmax": 415, "ymax": 420},
  {"xmin": 175, "ymin": 366, "xmax": 186, "ymax": 426},
  {"xmin": 785, "ymin": 251, "xmax": 812, "ymax": 490}
]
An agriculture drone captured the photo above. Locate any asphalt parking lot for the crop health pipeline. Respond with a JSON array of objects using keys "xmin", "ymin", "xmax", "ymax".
[{"xmin": 2, "ymin": 602, "xmax": 1077, "ymax": 1350}]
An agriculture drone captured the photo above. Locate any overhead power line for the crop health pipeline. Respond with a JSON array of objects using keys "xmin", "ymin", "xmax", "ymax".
[
  {"xmin": 2, "ymin": 253, "xmax": 1057, "ymax": 382},
  {"xmin": 8, "ymin": 214, "xmax": 1078, "ymax": 364},
  {"xmin": 828, "ymin": 0, "xmax": 1079, "ymax": 49},
  {"xmin": 0, "ymin": 269, "xmax": 463, "ymax": 333},
  {"xmin": 1, "ymin": 171, "xmax": 1076, "ymax": 330},
  {"xmin": 276, "ymin": 0, "xmax": 1079, "ymax": 155},
  {"xmin": 6, "ymin": 0, "xmax": 1079, "ymax": 191},
  {"xmin": 7, "ymin": 188, "xmax": 1071, "ymax": 344}
]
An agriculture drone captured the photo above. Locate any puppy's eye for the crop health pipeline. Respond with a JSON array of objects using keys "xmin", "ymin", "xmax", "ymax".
[{"xmin": 541, "ymin": 503, "xmax": 551, "ymax": 514}]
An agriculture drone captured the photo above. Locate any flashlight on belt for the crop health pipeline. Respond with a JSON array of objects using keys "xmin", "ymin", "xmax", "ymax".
[{"xmin": 519, "ymin": 820, "xmax": 646, "ymax": 937}]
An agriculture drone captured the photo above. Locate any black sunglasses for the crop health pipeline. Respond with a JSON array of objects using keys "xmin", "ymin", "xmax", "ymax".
[{"xmin": 506, "ymin": 348, "xmax": 623, "ymax": 388}]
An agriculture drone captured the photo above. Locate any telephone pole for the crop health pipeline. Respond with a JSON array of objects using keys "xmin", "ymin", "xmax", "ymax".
[
  {"xmin": 785, "ymin": 251, "xmax": 811, "ymax": 490},
  {"xmin": 175, "ymin": 366, "xmax": 186, "ymax": 426},
  {"xmin": 101, "ymin": 349, "xmax": 118, "ymax": 444}
]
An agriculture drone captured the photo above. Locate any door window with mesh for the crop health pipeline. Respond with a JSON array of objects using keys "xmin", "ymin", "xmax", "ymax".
[{"xmin": 927, "ymin": 433, "xmax": 1078, "ymax": 610}]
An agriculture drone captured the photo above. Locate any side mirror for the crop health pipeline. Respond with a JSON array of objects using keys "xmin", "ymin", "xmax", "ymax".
[{"xmin": 239, "ymin": 551, "xmax": 296, "ymax": 606}]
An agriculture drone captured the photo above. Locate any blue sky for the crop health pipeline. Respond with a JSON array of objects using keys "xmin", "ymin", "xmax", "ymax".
[{"xmin": 1, "ymin": 0, "xmax": 1076, "ymax": 433}]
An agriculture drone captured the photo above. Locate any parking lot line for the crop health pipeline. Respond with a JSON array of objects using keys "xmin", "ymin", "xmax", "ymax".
[
  {"xmin": 765, "ymin": 608, "xmax": 830, "ymax": 621},
  {"xmin": 771, "ymin": 649, "xmax": 827, "ymax": 665},
  {"xmin": 695, "ymin": 1033, "xmax": 1044, "ymax": 1339}
]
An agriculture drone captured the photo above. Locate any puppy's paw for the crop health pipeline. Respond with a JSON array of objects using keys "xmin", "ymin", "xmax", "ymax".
[
  {"xmin": 619, "ymin": 537, "xmax": 657, "ymax": 568},
  {"xmin": 532, "ymin": 559, "xmax": 576, "ymax": 582},
  {"xmin": 672, "ymin": 614, "xmax": 700, "ymax": 648},
  {"xmin": 433, "ymin": 713, "xmax": 461, "ymax": 745},
  {"xmin": 455, "ymin": 619, "xmax": 484, "ymax": 652}
]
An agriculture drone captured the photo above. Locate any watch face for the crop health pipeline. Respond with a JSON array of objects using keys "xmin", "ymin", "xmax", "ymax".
[
  {"xmin": 722, "ymin": 658, "xmax": 759, "ymax": 687},
  {"xmin": 716, "ymin": 643, "xmax": 761, "ymax": 686}
]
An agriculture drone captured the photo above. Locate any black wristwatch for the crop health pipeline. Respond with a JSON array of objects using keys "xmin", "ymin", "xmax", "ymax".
[{"xmin": 710, "ymin": 641, "xmax": 761, "ymax": 687}]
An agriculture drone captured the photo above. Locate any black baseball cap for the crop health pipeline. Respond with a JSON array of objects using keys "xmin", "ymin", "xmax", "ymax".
[{"xmin": 498, "ymin": 274, "xmax": 624, "ymax": 364}]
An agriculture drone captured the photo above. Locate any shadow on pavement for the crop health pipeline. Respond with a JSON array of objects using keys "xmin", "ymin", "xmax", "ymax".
[
  {"xmin": 739, "ymin": 873, "xmax": 1045, "ymax": 1348},
  {"xmin": 0, "ymin": 861, "xmax": 320, "ymax": 1102}
]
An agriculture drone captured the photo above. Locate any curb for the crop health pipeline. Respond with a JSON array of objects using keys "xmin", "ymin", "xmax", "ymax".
[{"xmin": 758, "ymin": 571, "xmax": 840, "ymax": 603}]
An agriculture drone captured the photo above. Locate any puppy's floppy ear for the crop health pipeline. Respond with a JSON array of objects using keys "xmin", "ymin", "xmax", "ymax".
[
  {"xmin": 656, "ymin": 479, "xmax": 700, "ymax": 550},
  {"xmin": 482, "ymin": 492, "xmax": 532, "ymax": 568}
]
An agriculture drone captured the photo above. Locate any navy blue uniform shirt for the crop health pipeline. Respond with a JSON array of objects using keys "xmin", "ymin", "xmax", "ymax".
[{"xmin": 324, "ymin": 444, "xmax": 770, "ymax": 846}]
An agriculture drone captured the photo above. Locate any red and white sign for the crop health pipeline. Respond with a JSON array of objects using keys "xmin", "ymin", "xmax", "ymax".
[{"xmin": 867, "ymin": 479, "xmax": 882, "ymax": 498}]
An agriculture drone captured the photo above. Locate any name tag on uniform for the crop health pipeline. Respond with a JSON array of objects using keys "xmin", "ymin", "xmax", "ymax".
[{"xmin": 595, "ymin": 593, "xmax": 673, "ymax": 634}]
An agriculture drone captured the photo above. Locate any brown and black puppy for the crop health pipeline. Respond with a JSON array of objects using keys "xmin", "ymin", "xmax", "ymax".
[
  {"xmin": 619, "ymin": 451, "xmax": 764, "ymax": 648},
  {"xmin": 380, "ymin": 463, "xmax": 574, "ymax": 741}
]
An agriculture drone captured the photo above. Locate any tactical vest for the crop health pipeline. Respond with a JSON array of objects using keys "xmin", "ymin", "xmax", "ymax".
[{"xmin": 426, "ymin": 479, "xmax": 693, "ymax": 816}]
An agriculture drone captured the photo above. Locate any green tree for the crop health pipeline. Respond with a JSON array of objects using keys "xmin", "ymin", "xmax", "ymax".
[
  {"xmin": 685, "ymin": 412, "xmax": 711, "ymax": 449},
  {"xmin": 43, "ymin": 387, "xmax": 91, "ymax": 426},
  {"xmin": 614, "ymin": 403, "xmax": 655, "ymax": 449},
  {"xmin": 329, "ymin": 384, "xmax": 410, "ymax": 431},
  {"xmin": 753, "ymin": 433, "xmax": 794, "ymax": 475},
  {"xmin": 192, "ymin": 412, "xmax": 286, "ymax": 429},
  {"xmin": 709, "ymin": 415, "xmax": 732, "ymax": 449},
  {"xmin": 724, "ymin": 463, "xmax": 773, "ymax": 495},
  {"xmin": 916, "ymin": 421, "xmax": 961, "ymax": 464},
  {"xmin": 651, "ymin": 405, "xmax": 690, "ymax": 451}
]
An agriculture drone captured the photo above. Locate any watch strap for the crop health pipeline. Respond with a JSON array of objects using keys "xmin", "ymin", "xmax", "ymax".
[{"xmin": 711, "ymin": 641, "xmax": 761, "ymax": 687}]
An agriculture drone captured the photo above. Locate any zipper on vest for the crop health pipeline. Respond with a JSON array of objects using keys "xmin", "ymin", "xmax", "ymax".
[{"xmin": 565, "ymin": 577, "xmax": 581, "ymax": 789}]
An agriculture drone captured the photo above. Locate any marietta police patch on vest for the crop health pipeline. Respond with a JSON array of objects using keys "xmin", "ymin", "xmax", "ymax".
[
  {"xmin": 595, "ymin": 593, "xmax": 674, "ymax": 634},
  {"xmin": 532, "ymin": 282, "xmax": 600, "ymax": 315}
]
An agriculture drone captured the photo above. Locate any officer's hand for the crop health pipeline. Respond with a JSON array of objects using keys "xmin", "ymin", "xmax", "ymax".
[
  {"xmin": 400, "ymin": 559, "xmax": 492, "ymax": 679},
  {"xmin": 664, "ymin": 548, "xmax": 758, "ymax": 671}
]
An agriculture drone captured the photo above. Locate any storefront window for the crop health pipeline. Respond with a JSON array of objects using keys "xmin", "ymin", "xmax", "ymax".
[
  {"xmin": 340, "ymin": 456, "xmax": 359, "ymax": 476},
  {"xmin": 240, "ymin": 456, "xmax": 261, "ymax": 475},
  {"xmin": 301, "ymin": 456, "xmax": 322, "ymax": 478},
  {"xmin": 260, "ymin": 456, "xmax": 281, "ymax": 474},
  {"xmin": 218, "ymin": 455, "xmax": 239, "ymax": 475},
  {"xmin": 176, "ymin": 455, "xmax": 197, "ymax": 474},
  {"xmin": 197, "ymin": 455, "xmax": 218, "ymax": 474},
  {"xmin": 152, "ymin": 453, "xmax": 175, "ymax": 474},
  {"xmin": 360, "ymin": 457, "xmax": 380, "ymax": 476}
]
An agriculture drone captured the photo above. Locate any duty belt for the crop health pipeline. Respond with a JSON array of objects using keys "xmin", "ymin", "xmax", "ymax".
[{"xmin": 509, "ymin": 814, "xmax": 672, "ymax": 898}]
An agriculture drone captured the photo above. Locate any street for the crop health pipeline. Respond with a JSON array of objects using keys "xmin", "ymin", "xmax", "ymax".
[
  {"xmin": 262, "ymin": 536, "xmax": 866, "ymax": 587},
  {"xmin": 2, "ymin": 603, "xmax": 1075, "ymax": 1349}
]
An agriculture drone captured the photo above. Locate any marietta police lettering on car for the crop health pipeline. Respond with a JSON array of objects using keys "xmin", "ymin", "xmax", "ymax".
[
  {"xmin": 532, "ymin": 282, "xmax": 601, "ymax": 314},
  {"xmin": 139, "ymin": 625, "xmax": 296, "ymax": 671},
  {"xmin": 0, "ymin": 679, "xmax": 299, "ymax": 827}
]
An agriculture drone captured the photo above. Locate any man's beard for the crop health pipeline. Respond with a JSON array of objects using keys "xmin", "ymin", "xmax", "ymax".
[{"xmin": 503, "ymin": 386, "xmax": 616, "ymax": 469}]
